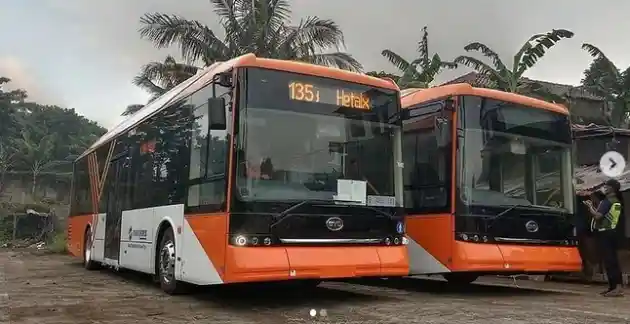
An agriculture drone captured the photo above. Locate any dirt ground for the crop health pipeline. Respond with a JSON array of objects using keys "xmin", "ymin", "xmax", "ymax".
[{"xmin": 4, "ymin": 250, "xmax": 630, "ymax": 324}]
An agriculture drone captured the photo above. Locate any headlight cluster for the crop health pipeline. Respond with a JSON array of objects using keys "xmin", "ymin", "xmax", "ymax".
[
  {"xmin": 231, "ymin": 235, "xmax": 274, "ymax": 247},
  {"xmin": 455, "ymin": 232, "xmax": 579, "ymax": 246},
  {"xmin": 456, "ymin": 232, "xmax": 492, "ymax": 243},
  {"xmin": 383, "ymin": 235, "xmax": 408, "ymax": 246}
]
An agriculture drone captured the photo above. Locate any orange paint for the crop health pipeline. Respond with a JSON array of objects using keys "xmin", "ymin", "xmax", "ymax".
[
  {"xmin": 224, "ymin": 245, "xmax": 408, "ymax": 283},
  {"xmin": 401, "ymin": 83, "xmax": 568, "ymax": 115},
  {"xmin": 402, "ymin": 84, "xmax": 580, "ymax": 275},
  {"xmin": 235, "ymin": 54, "xmax": 399, "ymax": 91},
  {"xmin": 67, "ymin": 214, "xmax": 93, "ymax": 257},
  {"xmin": 406, "ymin": 215, "xmax": 453, "ymax": 266},
  {"xmin": 185, "ymin": 213, "xmax": 229, "ymax": 280},
  {"xmin": 452, "ymin": 241, "xmax": 581, "ymax": 272}
]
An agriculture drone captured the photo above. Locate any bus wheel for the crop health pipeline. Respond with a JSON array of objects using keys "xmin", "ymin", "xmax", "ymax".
[
  {"xmin": 83, "ymin": 227, "xmax": 99, "ymax": 270},
  {"xmin": 443, "ymin": 273, "xmax": 478, "ymax": 285},
  {"xmin": 157, "ymin": 227, "xmax": 186, "ymax": 295}
]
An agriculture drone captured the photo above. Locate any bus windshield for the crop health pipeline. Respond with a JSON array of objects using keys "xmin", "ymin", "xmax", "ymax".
[
  {"xmin": 459, "ymin": 96, "xmax": 574, "ymax": 212},
  {"xmin": 235, "ymin": 68, "xmax": 402, "ymax": 206}
]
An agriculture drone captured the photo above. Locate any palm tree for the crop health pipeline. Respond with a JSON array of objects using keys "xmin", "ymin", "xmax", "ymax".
[
  {"xmin": 137, "ymin": 0, "xmax": 362, "ymax": 77},
  {"xmin": 454, "ymin": 29, "xmax": 574, "ymax": 93},
  {"xmin": 380, "ymin": 26, "xmax": 457, "ymax": 89},
  {"xmin": 122, "ymin": 104, "xmax": 145, "ymax": 117},
  {"xmin": 133, "ymin": 56, "xmax": 199, "ymax": 100},
  {"xmin": 581, "ymin": 43, "xmax": 630, "ymax": 127}
]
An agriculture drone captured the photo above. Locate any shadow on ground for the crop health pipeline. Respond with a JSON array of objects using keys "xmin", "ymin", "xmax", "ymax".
[
  {"xmin": 347, "ymin": 276, "xmax": 570, "ymax": 297},
  {"xmin": 71, "ymin": 262, "xmax": 397, "ymax": 310}
]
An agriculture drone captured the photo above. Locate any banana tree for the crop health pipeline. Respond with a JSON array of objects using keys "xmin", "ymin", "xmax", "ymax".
[
  {"xmin": 381, "ymin": 26, "xmax": 457, "ymax": 89},
  {"xmin": 581, "ymin": 43, "xmax": 630, "ymax": 127},
  {"xmin": 454, "ymin": 29, "xmax": 574, "ymax": 94}
]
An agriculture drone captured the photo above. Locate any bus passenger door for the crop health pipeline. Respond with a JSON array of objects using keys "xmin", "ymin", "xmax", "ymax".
[
  {"xmin": 103, "ymin": 156, "xmax": 129, "ymax": 262},
  {"xmin": 402, "ymin": 100, "xmax": 454, "ymax": 274}
]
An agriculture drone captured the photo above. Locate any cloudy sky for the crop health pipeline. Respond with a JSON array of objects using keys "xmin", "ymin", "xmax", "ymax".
[{"xmin": 1, "ymin": 0, "xmax": 629, "ymax": 129}]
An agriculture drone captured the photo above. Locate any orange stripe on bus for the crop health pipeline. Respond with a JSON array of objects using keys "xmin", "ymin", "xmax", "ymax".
[
  {"xmin": 401, "ymin": 83, "xmax": 568, "ymax": 115},
  {"xmin": 185, "ymin": 214, "xmax": 228, "ymax": 280}
]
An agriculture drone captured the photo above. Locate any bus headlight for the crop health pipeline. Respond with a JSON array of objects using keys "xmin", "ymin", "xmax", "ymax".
[
  {"xmin": 235, "ymin": 235, "xmax": 247, "ymax": 246},
  {"xmin": 230, "ymin": 235, "xmax": 274, "ymax": 247}
]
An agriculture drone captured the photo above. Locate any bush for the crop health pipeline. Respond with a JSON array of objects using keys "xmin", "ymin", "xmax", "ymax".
[{"xmin": 47, "ymin": 232, "xmax": 68, "ymax": 254}]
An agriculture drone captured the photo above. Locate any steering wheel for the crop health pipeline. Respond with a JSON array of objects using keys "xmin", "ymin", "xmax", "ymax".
[{"xmin": 542, "ymin": 188, "xmax": 561, "ymax": 207}]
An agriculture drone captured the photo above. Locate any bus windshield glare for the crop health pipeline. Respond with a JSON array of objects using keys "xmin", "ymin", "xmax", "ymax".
[
  {"xmin": 236, "ymin": 68, "xmax": 401, "ymax": 205},
  {"xmin": 459, "ymin": 95, "xmax": 574, "ymax": 212}
]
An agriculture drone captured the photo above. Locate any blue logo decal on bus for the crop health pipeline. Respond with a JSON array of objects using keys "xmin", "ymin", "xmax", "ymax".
[{"xmin": 396, "ymin": 222, "xmax": 404, "ymax": 234}]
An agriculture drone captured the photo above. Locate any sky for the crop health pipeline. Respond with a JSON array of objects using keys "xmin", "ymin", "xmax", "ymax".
[{"xmin": 1, "ymin": 0, "xmax": 629, "ymax": 129}]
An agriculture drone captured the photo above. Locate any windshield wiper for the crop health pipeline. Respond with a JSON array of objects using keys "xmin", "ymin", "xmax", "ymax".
[
  {"xmin": 488, "ymin": 204, "xmax": 566, "ymax": 228},
  {"xmin": 270, "ymin": 199, "xmax": 396, "ymax": 228}
]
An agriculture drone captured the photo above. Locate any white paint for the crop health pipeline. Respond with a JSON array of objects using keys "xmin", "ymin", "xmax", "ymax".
[
  {"xmin": 91, "ymin": 213, "xmax": 107, "ymax": 262},
  {"xmin": 94, "ymin": 213, "xmax": 106, "ymax": 240},
  {"xmin": 179, "ymin": 216, "xmax": 223, "ymax": 285},
  {"xmin": 600, "ymin": 150, "xmax": 626, "ymax": 178},
  {"xmin": 407, "ymin": 236, "xmax": 450, "ymax": 275},
  {"xmin": 92, "ymin": 239, "xmax": 105, "ymax": 262},
  {"xmin": 119, "ymin": 208, "xmax": 155, "ymax": 273}
]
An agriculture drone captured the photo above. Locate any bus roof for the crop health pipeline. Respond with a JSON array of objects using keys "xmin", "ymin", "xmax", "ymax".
[
  {"xmin": 78, "ymin": 54, "xmax": 399, "ymax": 161},
  {"xmin": 400, "ymin": 83, "xmax": 569, "ymax": 115}
]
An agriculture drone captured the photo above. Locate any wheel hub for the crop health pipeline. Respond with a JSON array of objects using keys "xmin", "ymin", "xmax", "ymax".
[{"xmin": 159, "ymin": 241, "xmax": 176, "ymax": 284}]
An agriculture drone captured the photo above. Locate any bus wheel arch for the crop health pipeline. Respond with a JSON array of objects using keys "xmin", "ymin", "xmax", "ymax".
[
  {"xmin": 154, "ymin": 221, "xmax": 187, "ymax": 294},
  {"xmin": 153, "ymin": 221, "xmax": 172, "ymax": 282},
  {"xmin": 83, "ymin": 225, "xmax": 99, "ymax": 270}
]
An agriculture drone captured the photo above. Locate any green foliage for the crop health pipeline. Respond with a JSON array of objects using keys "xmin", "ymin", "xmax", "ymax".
[
  {"xmin": 135, "ymin": 0, "xmax": 362, "ymax": 97},
  {"xmin": 47, "ymin": 232, "xmax": 68, "ymax": 254},
  {"xmin": 580, "ymin": 43, "xmax": 630, "ymax": 127},
  {"xmin": 366, "ymin": 71, "xmax": 401, "ymax": 84},
  {"xmin": 454, "ymin": 29, "xmax": 574, "ymax": 93},
  {"xmin": 380, "ymin": 26, "xmax": 457, "ymax": 89},
  {"xmin": 0, "ymin": 77, "xmax": 107, "ymax": 196}
]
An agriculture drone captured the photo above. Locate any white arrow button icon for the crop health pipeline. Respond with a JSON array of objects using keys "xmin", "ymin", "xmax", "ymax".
[{"xmin": 600, "ymin": 151, "xmax": 626, "ymax": 178}]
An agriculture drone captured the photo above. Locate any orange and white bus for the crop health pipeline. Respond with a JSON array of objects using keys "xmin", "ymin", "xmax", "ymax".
[
  {"xmin": 400, "ymin": 84, "xmax": 581, "ymax": 284},
  {"xmin": 67, "ymin": 54, "xmax": 408, "ymax": 294}
]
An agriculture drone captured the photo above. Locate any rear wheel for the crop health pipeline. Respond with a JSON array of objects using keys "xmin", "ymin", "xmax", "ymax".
[
  {"xmin": 157, "ymin": 227, "xmax": 187, "ymax": 295},
  {"xmin": 83, "ymin": 227, "xmax": 99, "ymax": 270},
  {"xmin": 443, "ymin": 273, "xmax": 478, "ymax": 285}
]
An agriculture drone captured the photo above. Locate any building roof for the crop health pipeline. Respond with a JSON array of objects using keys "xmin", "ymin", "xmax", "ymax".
[{"xmin": 441, "ymin": 72, "xmax": 602, "ymax": 101}]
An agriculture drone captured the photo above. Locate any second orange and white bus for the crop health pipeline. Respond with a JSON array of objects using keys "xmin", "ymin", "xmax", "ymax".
[
  {"xmin": 400, "ymin": 84, "xmax": 581, "ymax": 284},
  {"xmin": 67, "ymin": 54, "xmax": 408, "ymax": 294}
]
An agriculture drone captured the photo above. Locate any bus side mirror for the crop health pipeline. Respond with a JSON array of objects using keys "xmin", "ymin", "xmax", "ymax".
[{"xmin": 208, "ymin": 97, "xmax": 227, "ymax": 130}]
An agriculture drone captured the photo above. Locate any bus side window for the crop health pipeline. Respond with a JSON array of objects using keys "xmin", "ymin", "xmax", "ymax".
[
  {"xmin": 186, "ymin": 81, "xmax": 232, "ymax": 212},
  {"xmin": 403, "ymin": 102, "xmax": 452, "ymax": 214}
]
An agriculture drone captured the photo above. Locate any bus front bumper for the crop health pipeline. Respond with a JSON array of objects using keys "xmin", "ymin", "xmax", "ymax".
[
  {"xmin": 224, "ymin": 245, "xmax": 409, "ymax": 283},
  {"xmin": 452, "ymin": 241, "xmax": 582, "ymax": 273}
]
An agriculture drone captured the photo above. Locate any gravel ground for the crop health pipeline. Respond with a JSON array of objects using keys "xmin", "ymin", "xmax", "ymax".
[{"xmin": 3, "ymin": 249, "xmax": 630, "ymax": 324}]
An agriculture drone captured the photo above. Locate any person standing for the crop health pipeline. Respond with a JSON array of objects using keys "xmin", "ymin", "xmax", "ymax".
[{"xmin": 584, "ymin": 179, "xmax": 624, "ymax": 297}]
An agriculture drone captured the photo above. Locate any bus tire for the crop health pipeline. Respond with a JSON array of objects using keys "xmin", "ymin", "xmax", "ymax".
[
  {"xmin": 83, "ymin": 227, "xmax": 99, "ymax": 270},
  {"xmin": 157, "ymin": 227, "xmax": 186, "ymax": 295},
  {"xmin": 443, "ymin": 273, "xmax": 478, "ymax": 285}
]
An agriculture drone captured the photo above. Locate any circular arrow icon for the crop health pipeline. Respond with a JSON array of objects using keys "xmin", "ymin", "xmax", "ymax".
[{"xmin": 600, "ymin": 151, "xmax": 626, "ymax": 178}]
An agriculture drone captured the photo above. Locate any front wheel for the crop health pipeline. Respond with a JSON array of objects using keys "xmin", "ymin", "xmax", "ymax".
[
  {"xmin": 157, "ymin": 228, "xmax": 187, "ymax": 295},
  {"xmin": 443, "ymin": 273, "xmax": 479, "ymax": 285}
]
